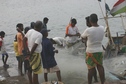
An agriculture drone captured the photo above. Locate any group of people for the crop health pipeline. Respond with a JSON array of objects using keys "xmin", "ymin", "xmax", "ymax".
[
  {"xmin": 0, "ymin": 13, "xmax": 106, "ymax": 84},
  {"xmin": 65, "ymin": 13, "xmax": 105, "ymax": 84},
  {"xmin": 13, "ymin": 17, "xmax": 62, "ymax": 84}
]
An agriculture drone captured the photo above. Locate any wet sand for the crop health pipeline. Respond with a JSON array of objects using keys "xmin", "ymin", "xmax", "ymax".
[
  {"xmin": 0, "ymin": 65, "xmax": 126, "ymax": 84},
  {"xmin": 0, "ymin": 53, "xmax": 126, "ymax": 84},
  {"xmin": 0, "ymin": 53, "xmax": 29, "ymax": 84},
  {"xmin": 0, "ymin": 66, "xmax": 28, "ymax": 84}
]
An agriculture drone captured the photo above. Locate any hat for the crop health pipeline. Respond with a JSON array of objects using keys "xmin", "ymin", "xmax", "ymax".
[{"xmin": 41, "ymin": 29, "xmax": 50, "ymax": 35}]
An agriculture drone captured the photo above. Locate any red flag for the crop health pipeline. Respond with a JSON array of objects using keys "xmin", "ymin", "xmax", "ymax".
[{"xmin": 110, "ymin": 0, "xmax": 126, "ymax": 16}]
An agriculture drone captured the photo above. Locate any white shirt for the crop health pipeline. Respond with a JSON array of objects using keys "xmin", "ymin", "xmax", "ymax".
[
  {"xmin": 81, "ymin": 25, "xmax": 104, "ymax": 53},
  {"xmin": 67, "ymin": 26, "xmax": 80, "ymax": 43},
  {"xmin": 25, "ymin": 29, "xmax": 42, "ymax": 53}
]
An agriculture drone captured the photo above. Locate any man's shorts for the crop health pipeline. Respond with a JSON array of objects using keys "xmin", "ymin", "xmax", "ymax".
[
  {"xmin": 44, "ymin": 65, "xmax": 60, "ymax": 73},
  {"xmin": 29, "ymin": 52, "xmax": 42, "ymax": 74},
  {"xmin": 85, "ymin": 52, "xmax": 103, "ymax": 69},
  {"xmin": 16, "ymin": 55, "xmax": 24, "ymax": 62}
]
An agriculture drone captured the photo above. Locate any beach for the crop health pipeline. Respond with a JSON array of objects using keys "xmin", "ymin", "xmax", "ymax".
[
  {"xmin": 0, "ymin": 53, "xmax": 28, "ymax": 84},
  {"xmin": 0, "ymin": 51, "xmax": 126, "ymax": 84},
  {"xmin": 0, "ymin": 0, "xmax": 126, "ymax": 84},
  {"xmin": 0, "ymin": 64, "xmax": 126, "ymax": 84}
]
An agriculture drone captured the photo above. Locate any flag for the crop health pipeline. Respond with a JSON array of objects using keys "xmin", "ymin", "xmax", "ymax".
[
  {"xmin": 110, "ymin": 0, "xmax": 126, "ymax": 16},
  {"xmin": 98, "ymin": 0, "xmax": 101, "ymax": 2},
  {"xmin": 105, "ymin": 3, "xmax": 110, "ymax": 14}
]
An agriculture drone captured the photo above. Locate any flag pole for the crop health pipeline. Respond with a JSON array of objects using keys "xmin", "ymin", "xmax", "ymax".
[
  {"xmin": 97, "ymin": 1, "xmax": 106, "ymax": 22},
  {"xmin": 98, "ymin": 0, "xmax": 115, "ymax": 49},
  {"xmin": 104, "ymin": 0, "xmax": 115, "ymax": 49}
]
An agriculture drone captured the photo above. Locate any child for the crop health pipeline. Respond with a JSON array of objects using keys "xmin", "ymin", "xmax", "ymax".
[
  {"xmin": 41, "ymin": 29, "xmax": 62, "ymax": 82},
  {"xmin": 0, "ymin": 31, "xmax": 9, "ymax": 68},
  {"xmin": 16, "ymin": 23, "xmax": 24, "ymax": 75},
  {"xmin": 23, "ymin": 26, "xmax": 32, "ymax": 84}
]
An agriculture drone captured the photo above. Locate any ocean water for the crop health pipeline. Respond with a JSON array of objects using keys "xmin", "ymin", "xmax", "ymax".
[{"xmin": 0, "ymin": 0, "xmax": 126, "ymax": 84}]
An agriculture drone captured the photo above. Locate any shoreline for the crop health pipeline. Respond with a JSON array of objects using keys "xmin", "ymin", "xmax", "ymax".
[
  {"xmin": 0, "ymin": 53, "xmax": 29, "ymax": 84},
  {"xmin": 0, "ymin": 53, "xmax": 126, "ymax": 84},
  {"xmin": 0, "ymin": 65, "xmax": 126, "ymax": 84},
  {"xmin": 0, "ymin": 66, "xmax": 29, "ymax": 84}
]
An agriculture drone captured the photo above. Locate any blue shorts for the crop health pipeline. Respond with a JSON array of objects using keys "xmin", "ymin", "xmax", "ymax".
[
  {"xmin": 1, "ymin": 51, "xmax": 7, "ymax": 55},
  {"xmin": 2, "ymin": 52, "xmax": 8, "ymax": 56}
]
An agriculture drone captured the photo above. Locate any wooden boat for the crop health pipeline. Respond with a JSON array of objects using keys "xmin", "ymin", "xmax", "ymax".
[
  {"xmin": 104, "ymin": 35, "xmax": 125, "ymax": 58},
  {"xmin": 97, "ymin": 0, "xmax": 126, "ymax": 59},
  {"xmin": 97, "ymin": 0, "xmax": 126, "ymax": 80}
]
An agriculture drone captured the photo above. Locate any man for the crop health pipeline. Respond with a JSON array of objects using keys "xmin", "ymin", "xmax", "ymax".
[
  {"xmin": 65, "ymin": 18, "xmax": 80, "ymax": 44},
  {"xmin": 84, "ymin": 16, "xmax": 98, "ymax": 83},
  {"xmin": 85, "ymin": 16, "xmax": 92, "ymax": 27},
  {"xmin": 23, "ymin": 21, "xmax": 43, "ymax": 84},
  {"xmin": 81, "ymin": 14, "xmax": 105, "ymax": 84},
  {"xmin": 16, "ymin": 23, "xmax": 24, "ymax": 75},
  {"xmin": 42, "ymin": 17, "xmax": 49, "ymax": 30},
  {"xmin": 30, "ymin": 22, "xmax": 35, "ymax": 29}
]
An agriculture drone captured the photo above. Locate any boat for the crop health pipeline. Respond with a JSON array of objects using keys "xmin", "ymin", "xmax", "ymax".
[
  {"xmin": 101, "ymin": 0, "xmax": 126, "ymax": 58},
  {"xmin": 104, "ymin": 34, "xmax": 125, "ymax": 58},
  {"xmin": 98, "ymin": 0, "xmax": 126, "ymax": 80}
]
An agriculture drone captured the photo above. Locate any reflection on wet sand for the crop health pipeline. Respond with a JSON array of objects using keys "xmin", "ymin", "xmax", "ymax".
[
  {"xmin": 0, "ymin": 66, "xmax": 28, "ymax": 84},
  {"xmin": 1, "ymin": 51, "xmax": 126, "ymax": 84},
  {"xmin": 0, "ymin": 53, "xmax": 29, "ymax": 84}
]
